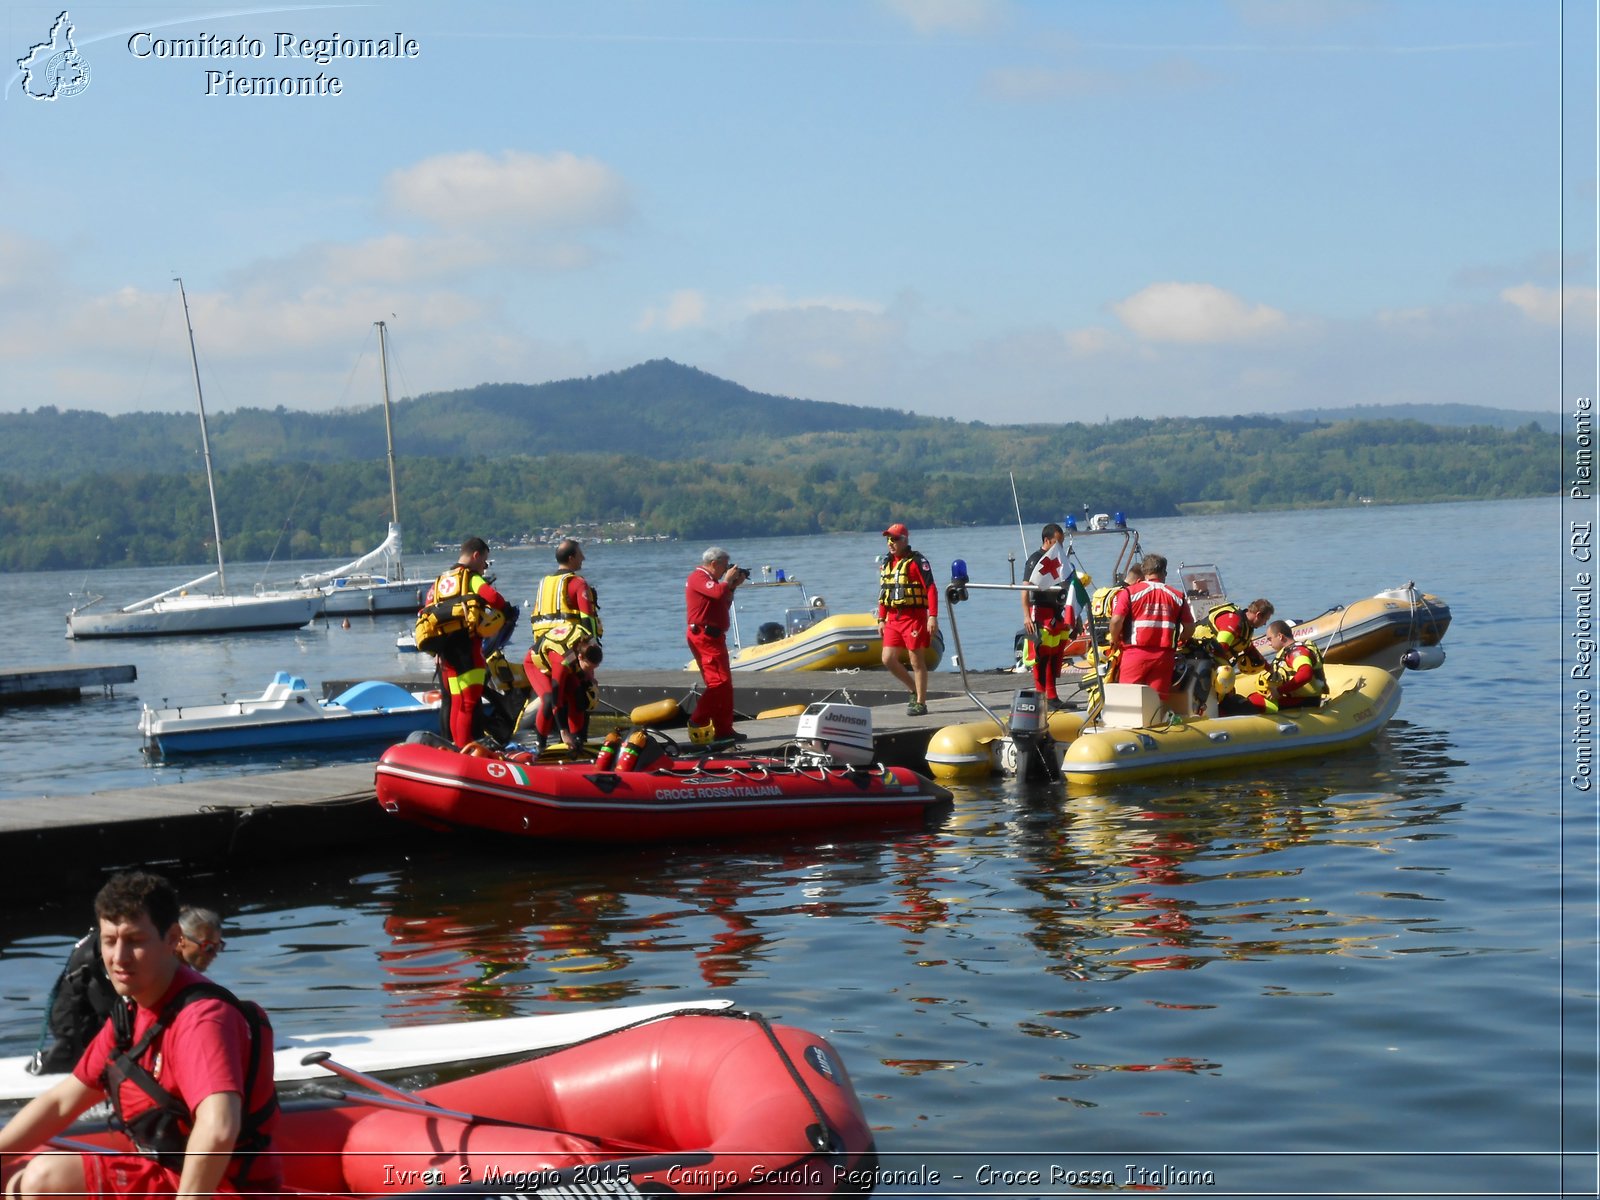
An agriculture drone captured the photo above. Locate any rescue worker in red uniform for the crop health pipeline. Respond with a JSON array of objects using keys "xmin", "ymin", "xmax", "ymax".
[
  {"xmin": 521, "ymin": 623, "xmax": 601, "ymax": 752},
  {"xmin": 1021, "ymin": 523, "xmax": 1078, "ymax": 709},
  {"xmin": 685, "ymin": 547, "xmax": 749, "ymax": 744},
  {"xmin": 1248, "ymin": 620, "xmax": 1328, "ymax": 712},
  {"xmin": 423, "ymin": 538, "xmax": 510, "ymax": 747},
  {"xmin": 1175, "ymin": 597, "xmax": 1274, "ymax": 712},
  {"xmin": 1106, "ymin": 553, "xmax": 1193, "ymax": 694},
  {"xmin": 877, "ymin": 523, "xmax": 939, "ymax": 716},
  {"xmin": 529, "ymin": 539, "xmax": 602, "ymax": 647},
  {"xmin": 0, "ymin": 871, "xmax": 280, "ymax": 1200}
]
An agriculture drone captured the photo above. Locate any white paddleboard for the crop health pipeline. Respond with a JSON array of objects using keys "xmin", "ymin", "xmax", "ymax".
[{"xmin": 0, "ymin": 998, "xmax": 732, "ymax": 1104}]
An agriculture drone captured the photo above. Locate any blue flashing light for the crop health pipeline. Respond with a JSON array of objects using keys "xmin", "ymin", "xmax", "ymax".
[
  {"xmin": 775, "ymin": 568, "xmax": 786, "ymax": 582},
  {"xmin": 1113, "ymin": 511, "xmax": 1126, "ymax": 528},
  {"xmin": 950, "ymin": 558, "xmax": 969, "ymax": 583},
  {"xmin": 1063, "ymin": 514, "xmax": 1078, "ymax": 531}
]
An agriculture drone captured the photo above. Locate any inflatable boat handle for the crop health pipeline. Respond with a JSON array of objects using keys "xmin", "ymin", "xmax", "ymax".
[{"xmin": 301, "ymin": 1052, "xmax": 660, "ymax": 1154}]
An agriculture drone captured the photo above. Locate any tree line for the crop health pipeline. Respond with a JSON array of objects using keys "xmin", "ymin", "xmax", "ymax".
[{"xmin": 0, "ymin": 416, "xmax": 1556, "ymax": 572}]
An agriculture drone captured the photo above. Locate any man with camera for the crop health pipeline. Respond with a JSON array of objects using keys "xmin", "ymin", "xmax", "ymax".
[{"xmin": 685, "ymin": 547, "xmax": 749, "ymax": 746}]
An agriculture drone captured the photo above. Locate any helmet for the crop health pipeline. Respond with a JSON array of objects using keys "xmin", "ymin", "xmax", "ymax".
[{"xmin": 687, "ymin": 720, "xmax": 716, "ymax": 746}]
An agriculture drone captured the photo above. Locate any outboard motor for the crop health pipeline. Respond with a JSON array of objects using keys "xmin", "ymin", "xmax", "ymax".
[
  {"xmin": 793, "ymin": 703, "xmax": 876, "ymax": 767},
  {"xmin": 997, "ymin": 687, "xmax": 1060, "ymax": 782}
]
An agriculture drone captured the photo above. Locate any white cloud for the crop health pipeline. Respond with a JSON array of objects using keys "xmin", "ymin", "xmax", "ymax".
[
  {"xmin": 385, "ymin": 150, "xmax": 631, "ymax": 232},
  {"xmin": 1501, "ymin": 282, "xmax": 1599, "ymax": 327},
  {"xmin": 879, "ymin": 0, "xmax": 1008, "ymax": 35},
  {"xmin": 1112, "ymin": 281, "xmax": 1289, "ymax": 344},
  {"xmin": 637, "ymin": 289, "xmax": 708, "ymax": 331}
]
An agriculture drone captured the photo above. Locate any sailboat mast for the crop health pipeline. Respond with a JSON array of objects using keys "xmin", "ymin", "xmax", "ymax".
[
  {"xmin": 376, "ymin": 320, "xmax": 399, "ymax": 527},
  {"xmin": 176, "ymin": 277, "xmax": 227, "ymax": 594}
]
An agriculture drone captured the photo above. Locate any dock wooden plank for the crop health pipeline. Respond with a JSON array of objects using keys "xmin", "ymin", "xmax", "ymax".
[{"xmin": 0, "ymin": 664, "xmax": 136, "ymax": 705}]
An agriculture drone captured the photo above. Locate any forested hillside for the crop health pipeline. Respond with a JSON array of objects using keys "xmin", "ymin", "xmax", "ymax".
[{"xmin": 1, "ymin": 409, "xmax": 1556, "ymax": 572}]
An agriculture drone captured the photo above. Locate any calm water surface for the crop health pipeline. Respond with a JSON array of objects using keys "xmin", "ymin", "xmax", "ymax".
[{"xmin": 0, "ymin": 497, "xmax": 1589, "ymax": 1197}]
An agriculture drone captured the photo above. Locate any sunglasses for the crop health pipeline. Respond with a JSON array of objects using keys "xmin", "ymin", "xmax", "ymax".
[{"xmin": 183, "ymin": 934, "xmax": 225, "ymax": 952}]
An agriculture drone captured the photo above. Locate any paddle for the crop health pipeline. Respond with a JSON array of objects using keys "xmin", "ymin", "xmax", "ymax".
[{"xmin": 299, "ymin": 1051, "xmax": 660, "ymax": 1155}]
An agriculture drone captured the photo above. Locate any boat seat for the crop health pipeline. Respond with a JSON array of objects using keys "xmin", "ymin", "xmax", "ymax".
[{"xmin": 1099, "ymin": 682, "xmax": 1163, "ymax": 729}]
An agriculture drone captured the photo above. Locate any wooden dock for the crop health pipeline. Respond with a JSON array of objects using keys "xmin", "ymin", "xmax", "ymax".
[
  {"xmin": 0, "ymin": 664, "xmax": 137, "ymax": 706},
  {"xmin": 0, "ymin": 669, "xmax": 1038, "ymax": 897}
]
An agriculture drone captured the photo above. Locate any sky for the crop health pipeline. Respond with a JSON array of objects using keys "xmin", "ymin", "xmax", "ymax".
[{"xmin": 2, "ymin": 0, "xmax": 1595, "ymax": 422}]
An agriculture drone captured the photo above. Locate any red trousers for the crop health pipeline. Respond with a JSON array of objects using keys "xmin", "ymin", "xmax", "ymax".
[
  {"xmin": 687, "ymin": 629, "xmax": 735, "ymax": 736},
  {"xmin": 1117, "ymin": 645, "xmax": 1176, "ymax": 693}
]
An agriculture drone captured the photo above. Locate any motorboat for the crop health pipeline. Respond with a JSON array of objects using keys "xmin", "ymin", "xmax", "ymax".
[
  {"xmin": 139, "ymin": 672, "xmax": 440, "ymax": 757},
  {"xmin": 687, "ymin": 570, "xmax": 944, "ymax": 673},
  {"xmin": 375, "ymin": 703, "xmax": 952, "ymax": 843},
  {"xmin": 1261, "ymin": 583, "xmax": 1450, "ymax": 674},
  {"xmin": 925, "ymin": 662, "xmax": 1401, "ymax": 785},
  {"xmin": 0, "ymin": 998, "xmax": 730, "ymax": 1104},
  {"xmin": 0, "ymin": 1009, "xmax": 877, "ymax": 1199},
  {"xmin": 65, "ymin": 280, "xmax": 325, "ymax": 640}
]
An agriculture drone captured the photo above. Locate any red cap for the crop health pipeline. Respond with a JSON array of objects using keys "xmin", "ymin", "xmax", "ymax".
[{"xmin": 882, "ymin": 522, "xmax": 909, "ymax": 538}]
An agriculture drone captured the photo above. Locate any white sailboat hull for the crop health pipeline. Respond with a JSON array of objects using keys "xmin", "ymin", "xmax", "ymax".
[
  {"xmin": 317, "ymin": 577, "xmax": 427, "ymax": 615},
  {"xmin": 66, "ymin": 592, "xmax": 323, "ymax": 639}
]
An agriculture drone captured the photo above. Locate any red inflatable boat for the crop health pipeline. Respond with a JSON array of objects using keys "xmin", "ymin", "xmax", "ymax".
[
  {"xmin": 2, "ymin": 1011, "xmax": 879, "ymax": 1198},
  {"xmin": 374, "ymin": 739, "xmax": 952, "ymax": 843}
]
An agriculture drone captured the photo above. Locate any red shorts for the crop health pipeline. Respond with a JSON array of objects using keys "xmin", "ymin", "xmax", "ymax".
[
  {"xmin": 83, "ymin": 1153, "xmax": 275, "ymax": 1199},
  {"xmin": 881, "ymin": 609, "xmax": 931, "ymax": 651}
]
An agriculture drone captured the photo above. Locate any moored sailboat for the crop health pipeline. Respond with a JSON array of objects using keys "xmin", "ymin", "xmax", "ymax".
[{"xmin": 65, "ymin": 280, "xmax": 324, "ymax": 639}]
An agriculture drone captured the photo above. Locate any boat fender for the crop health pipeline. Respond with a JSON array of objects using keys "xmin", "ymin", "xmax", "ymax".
[
  {"xmin": 757, "ymin": 703, "xmax": 809, "ymax": 721},
  {"xmin": 615, "ymin": 730, "xmax": 650, "ymax": 772},
  {"xmin": 630, "ymin": 697, "xmax": 680, "ymax": 726},
  {"xmin": 1400, "ymin": 644, "xmax": 1446, "ymax": 671}
]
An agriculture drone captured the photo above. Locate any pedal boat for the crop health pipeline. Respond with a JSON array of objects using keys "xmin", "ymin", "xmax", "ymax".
[
  {"xmin": 139, "ymin": 672, "xmax": 440, "ymax": 757},
  {"xmin": 926, "ymin": 663, "xmax": 1401, "ymax": 785},
  {"xmin": 0, "ymin": 1010, "xmax": 877, "ymax": 1199}
]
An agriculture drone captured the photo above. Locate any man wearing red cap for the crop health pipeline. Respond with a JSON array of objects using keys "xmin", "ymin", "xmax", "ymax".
[{"xmin": 876, "ymin": 522, "xmax": 938, "ymax": 716}]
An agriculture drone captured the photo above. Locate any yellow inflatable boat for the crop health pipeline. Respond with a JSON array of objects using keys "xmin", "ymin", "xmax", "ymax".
[{"xmin": 925, "ymin": 663, "xmax": 1400, "ymax": 785}]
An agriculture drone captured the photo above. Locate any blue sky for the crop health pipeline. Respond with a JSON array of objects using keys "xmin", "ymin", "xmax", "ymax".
[{"xmin": 2, "ymin": 0, "xmax": 1594, "ymax": 422}]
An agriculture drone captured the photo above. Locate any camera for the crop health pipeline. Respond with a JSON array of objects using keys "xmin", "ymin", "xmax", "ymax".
[{"xmin": 728, "ymin": 564, "xmax": 750, "ymax": 583}]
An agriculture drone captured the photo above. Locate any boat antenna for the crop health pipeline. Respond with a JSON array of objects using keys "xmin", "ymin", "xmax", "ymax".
[
  {"xmin": 175, "ymin": 277, "xmax": 227, "ymax": 595},
  {"xmin": 1009, "ymin": 472, "xmax": 1029, "ymax": 558}
]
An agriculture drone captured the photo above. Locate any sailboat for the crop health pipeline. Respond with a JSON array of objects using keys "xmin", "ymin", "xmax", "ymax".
[
  {"xmin": 291, "ymin": 321, "xmax": 426, "ymax": 615},
  {"xmin": 64, "ymin": 281, "xmax": 325, "ymax": 639}
]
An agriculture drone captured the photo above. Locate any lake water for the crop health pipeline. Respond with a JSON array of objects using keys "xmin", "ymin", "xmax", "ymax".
[{"xmin": 0, "ymin": 496, "xmax": 1591, "ymax": 1198}]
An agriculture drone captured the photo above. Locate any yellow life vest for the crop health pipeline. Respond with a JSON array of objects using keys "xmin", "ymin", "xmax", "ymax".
[
  {"xmin": 1271, "ymin": 641, "xmax": 1328, "ymax": 700},
  {"xmin": 879, "ymin": 551, "xmax": 931, "ymax": 610},
  {"xmin": 530, "ymin": 570, "xmax": 602, "ymax": 644},
  {"xmin": 414, "ymin": 566, "xmax": 501, "ymax": 653}
]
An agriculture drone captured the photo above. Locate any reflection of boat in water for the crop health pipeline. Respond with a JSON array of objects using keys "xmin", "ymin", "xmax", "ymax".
[
  {"xmin": 688, "ymin": 569, "xmax": 944, "ymax": 673},
  {"xmin": 927, "ymin": 663, "xmax": 1401, "ymax": 785},
  {"xmin": 3, "ymin": 1011, "xmax": 876, "ymax": 1200},
  {"xmin": 139, "ymin": 672, "xmax": 440, "ymax": 757},
  {"xmin": 377, "ymin": 705, "xmax": 952, "ymax": 843}
]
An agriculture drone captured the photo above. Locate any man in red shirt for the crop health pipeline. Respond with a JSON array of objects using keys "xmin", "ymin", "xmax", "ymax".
[
  {"xmin": 0, "ymin": 871, "xmax": 279, "ymax": 1200},
  {"xmin": 685, "ymin": 547, "xmax": 749, "ymax": 744},
  {"xmin": 877, "ymin": 523, "xmax": 939, "ymax": 716},
  {"xmin": 1106, "ymin": 553, "xmax": 1193, "ymax": 694}
]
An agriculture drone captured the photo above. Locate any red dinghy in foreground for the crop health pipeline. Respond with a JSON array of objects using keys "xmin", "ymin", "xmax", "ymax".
[
  {"xmin": 375, "ymin": 704, "xmax": 952, "ymax": 843},
  {"xmin": 2, "ymin": 1011, "xmax": 880, "ymax": 1198}
]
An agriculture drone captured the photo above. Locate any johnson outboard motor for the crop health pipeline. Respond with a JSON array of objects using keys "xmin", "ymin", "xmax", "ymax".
[{"xmin": 998, "ymin": 687, "xmax": 1060, "ymax": 782}]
